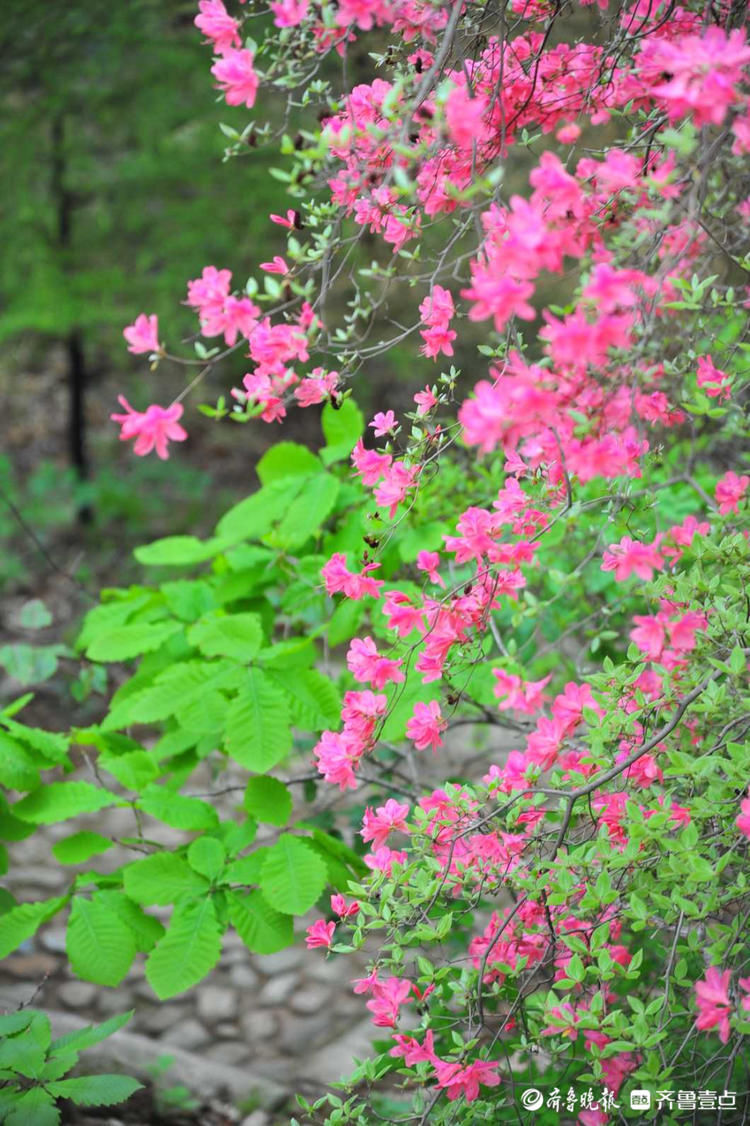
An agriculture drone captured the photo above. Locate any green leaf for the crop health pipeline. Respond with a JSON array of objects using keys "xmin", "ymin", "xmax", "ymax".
[
  {"xmin": 2, "ymin": 720, "xmax": 68, "ymax": 764},
  {"xmin": 99, "ymin": 751, "xmax": 159, "ymax": 790},
  {"xmin": 138, "ymin": 787, "xmax": 219, "ymax": 831},
  {"xmin": 320, "ymin": 398, "xmax": 364, "ymax": 464},
  {"xmin": 227, "ymin": 889, "xmax": 293, "ymax": 954},
  {"xmin": 52, "ymin": 832, "xmax": 113, "ymax": 866},
  {"xmin": 85, "ymin": 621, "xmax": 182, "ymax": 662},
  {"xmin": 162, "ymin": 580, "xmax": 217, "ymax": 622},
  {"xmin": 50, "ymin": 1011, "xmax": 134, "ymax": 1056},
  {"xmin": 5, "ymin": 1087, "xmax": 60, "ymax": 1126},
  {"xmin": 97, "ymin": 892, "xmax": 164, "ymax": 953},
  {"xmin": 66, "ymin": 895, "xmax": 137, "ymax": 986},
  {"xmin": 14, "ymin": 782, "xmax": 117, "ymax": 824},
  {"xmin": 146, "ymin": 899, "xmax": 223, "ymax": 999},
  {"xmin": 260, "ymin": 834, "xmax": 328, "ymax": 915},
  {"xmin": 0, "ymin": 733, "xmax": 40, "ymax": 791},
  {"xmin": 215, "ymin": 478, "xmax": 306, "ymax": 543},
  {"xmin": 256, "ymin": 442, "xmax": 320, "ymax": 484},
  {"xmin": 0, "ymin": 898, "xmax": 67, "ymax": 959},
  {"xmin": 0, "ymin": 1012, "xmax": 32, "ymax": 1037},
  {"xmin": 187, "ymin": 837, "xmax": 226, "ymax": 881},
  {"xmin": 18, "ymin": 599, "xmax": 52, "ymax": 629},
  {"xmin": 46, "ymin": 1075, "xmax": 142, "ymax": 1107},
  {"xmin": 123, "ymin": 853, "xmax": 208, "ymax": 906},
  {"xmin": 106, "ymin": 659, "xmax": 243, "ymax": 730},
  {"xmin": 225, "ymin": 669, "xmax": 291, "ymax": 772},
  {"xmin": 267, "ymin": 473, "xmax": 339, "ymax": 550},
  {"xmin": 133, "ymin": 535, "xmax": 231, "ymax": 567},
  {"xmin": 244, "ymin": 777, "xmax": 293, "ymax": 827},
  {"xmin": 187, "ymin": 613, "xmax": 263, "ymax": 661},
  {"xmin": 273, "ymin": 668, "xmax": 341, "ymax": 730}
]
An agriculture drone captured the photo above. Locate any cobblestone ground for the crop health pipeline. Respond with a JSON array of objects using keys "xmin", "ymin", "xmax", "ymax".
[{"xmin": 0, "ymin": 770, "xmax": 377, "ymax": 1123}]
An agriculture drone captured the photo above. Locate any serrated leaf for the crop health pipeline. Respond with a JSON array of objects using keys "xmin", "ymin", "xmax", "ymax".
[
  {"xmin": 50, "ymin": 1010, "xmax": 133, "ymax": 1056},
  {"xmin": 123, "ymin": 853, "xmax": 208, "ymax": 905},
  {"xmin": 85, "ymin": 621, "xmax": 182, "ymax": 662},
  {"xmin": 52, "ymin": 832, "xmax": 113, "ymax": 866},
  {"xmin": 225, "ymin": 669, "xmax": 291, "ymax": 772},
  {"xmin": 97, "ymin": 892, "xmax": 164, "ymax": 953},
  {"xmin": 66, "ymin": 895, "xmax": 137, "ymax": 986},
  {"xmin": 273, "ymin": 668, "xmax": 341, "ymax": 730},
  {"xmin": 260, "ymin": 834, "xmax": 328, "ymax": 915},
  {"xmin": 47, "ymin": 1075, "xmax": 142, "ymax": 1107},
  {"xmin": 215, "ymin": 478, "xmax": 306, "ymax": 543},
  {"xmin": 145, "ymin": 899, "xmax": 223, "ymax": 999},
  {"xmin": 227, "ymin": 889, "xmax": 293, "ymax": 954},
  {"xmin": 244, "ymin": 777, "xmax": 292, "ymax": 826},
  {"xmin": 188, "ymin": 613, "xmax": 263, "ymax": 661},
  {"xmin": 99, "ymin": 751, "xmax": 159, "ymax": 790},
  {"xmin": 14, "ymin": 782, "xmax": 117, "ymax": 824},
  {"xmin": 0, "ymin": 733, "xmax": 39, "ymax": 791},
  {"xmin": 267, "ymin": 474, "xmax": 339, "ymax": 550},
  {"xmin": 2, "ymin": 720, "xmax": 68, "ymax": 764},
  {"xmin": 0, "ymin": 1012, "xmax": 32, "ymax": 1037},
  {"xmin": 106, "ymin": 659, "xmax": 243, "ymax": 730},
  {"xmin": 138, "ymin": 788, "xmax": 218, "ymax": 831},
  {"xmin": 5, "ymin": 1087, "xmax": 60, "ymax": 1126},
  {"xmin": 187, "ymin": 837, "xmax": 226, "ymax": 880}
]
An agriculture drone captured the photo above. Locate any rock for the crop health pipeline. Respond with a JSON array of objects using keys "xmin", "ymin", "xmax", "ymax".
[
  {"xmin": 299, "ymin": 1017, "xmax": 377, "ymax": 1084},
  {"xmin": 46, "ymin": 1010, "xmax": 287, "ymax": 1108},
  {"xmin": 2, "ymin": 953, "xmax": 57, "ymax": 979},
  {"xmin": 203, "ymin": 1040, "xmax": 250, "ymax": 1066},
  {"xmin": 229, "ymin": 963, "xmax": 260, "ymax": 988},
  {"xmin": 160, "ymin": 1018, "xmax": 210, "ymax": 1051},
  {"xmin": 137, "ymin": 1004, "xmax": 188, "ymax": 1035},
  {"xmin": 278, "ymin": 1012, "xmax": 332, "ymax": 1055},
  {"xmin": 97, "ymin": 988, "xmax": 133, "ymax": 1016},
  {"xmin": 58, "ymin": 981, "xmax": 98, "ymax": 1008},
  {"xmin": 255, "ymin": 948, "xmax": 302, "ymax": 974},
  {"xmin": 216, "ymin": 1021, "xmax": 240, "ymax": 1039},
  {"xmin": 257, "ymin": 972, "xmax": 298, "ymax": 1006},
  {"xmin": 240, "ymin": 1010, "xmax": 278, "ymax": 1043},
  {"xmin": 290, "ymin": 983, "xmax": 330, "ymax": 1016},
  {"xmin": 197, "ymin": 985, "xmax": 238, "ymax": 1023},
  {"xmin": 241, "ymin": 1113, "xmax": 270, "ymax": 1126},
  {"xmin": 40, "ymin": 926, "xmax": 67, "ymax": 954}
]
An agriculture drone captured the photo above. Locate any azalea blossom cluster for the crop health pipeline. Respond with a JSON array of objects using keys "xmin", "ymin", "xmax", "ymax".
[{"xmin": 117, "ymin": 0, "xmax": 750, "ymax": 1118}]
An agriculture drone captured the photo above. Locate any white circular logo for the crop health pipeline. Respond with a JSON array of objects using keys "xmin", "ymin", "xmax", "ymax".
[{"xmin": 521, "ymin": 1089, "xmax": 544, "ymax": 1111}]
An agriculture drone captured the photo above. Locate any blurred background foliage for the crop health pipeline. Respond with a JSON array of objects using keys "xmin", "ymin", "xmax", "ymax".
[{"xmin": 0, "ymin": 0, "xmax": 284, "ymax": 598}]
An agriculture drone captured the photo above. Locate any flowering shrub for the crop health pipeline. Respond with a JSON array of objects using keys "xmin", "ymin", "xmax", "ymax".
[{"xmin": 4, "ymin": 0, "xmax": 750, "ymax": 1122}]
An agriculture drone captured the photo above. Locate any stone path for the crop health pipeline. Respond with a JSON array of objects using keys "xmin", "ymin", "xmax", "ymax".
[{"xmin": 0, "ymin": 769, "xmax": 377, "ymax": 1118}]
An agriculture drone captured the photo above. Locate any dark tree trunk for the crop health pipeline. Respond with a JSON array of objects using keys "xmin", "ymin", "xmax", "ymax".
[{"xmin": 51, "ymin": 114, "xmax": 92, "ymax": 524}]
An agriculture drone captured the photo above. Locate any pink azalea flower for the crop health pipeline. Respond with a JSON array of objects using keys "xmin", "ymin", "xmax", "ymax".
[
  {"xmin": 270, "ymin": 209, "xmax": 299, "ymax": 229},
  {"xmin": 123, "ymin": 313, "xmax": 160, "ymax": 355},
  {"xmin": 694, "ymin": 967, "xmax": 732, "ymax": 1043},
  {"xmin": 601, "ymin": 535, "xmax": 665, "ymax": 582},
  {"xmin": 211, "ymin": 47, "xmax": 259, "ymax": 108},
  {"xmin": 364, "ymin": 846, "xmax": 408, "ymax": 876},
  {"xmin": 406, "ymin": 700, "xmax": 447, "ymax": 751},
  {"xmin": 260, "ymin": 256, "xmax": 289, "ymax": 274},
  {"xmin": 110, "ymin": 397, "xmax": 187, "ymax": 460},
  {"xmin": 322, "ymin": 553, "xmax": 384, "ymax": 600},
  {"xmin": 305, "ymin": 919, "xmax": 335, "ymax": 949},
  {"xmin": 361, "ymin": 799, "xmax": 410, "ymax": 849},
  {"xmin": 346, "ymin": 637, "xmax": 405, "ymax": 689},
  {"xmin": 736, "ymin": 789, "xmax": 750, "ymax": 838},
  {"xmin": 432, "ymin": 1058, "xmax": 501, "ymax": 1102},
  {"xmin": 370, "ymin": 410, "xmax": 397, "ymax": 437},
  {"xmin": 716, "ymin": 471, "xmax": 749, "ymax": 515},
  {"xmin": 697, "ymin": 355, "xmax": 731, "ymax": 400},
  {"xmin": 416, "ymin": 550, "xmax": 444, "ymax": 586},
  {"xmin": 194, "ymin": 0, "xmax": 241, "ymax": 52},
  {"xmin": 414, "ymin": 386, "xmax": 438, "ymax": 415},
  {"xmin": 365, "ymin": 975, "xmax": 413, "ymax": 1027},
  {"xmin": 330, "ymin": 894, "xmax": 359, "ymax": 918}
]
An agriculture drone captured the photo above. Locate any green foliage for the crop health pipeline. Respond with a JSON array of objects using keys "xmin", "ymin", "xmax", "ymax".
[
  {"xmin": 0, "ymin": 1009, "xmax": 140, "ymax": 1124},
  {"xmin": 0, "ymin": 422, "xmax": 368, "ymax": 1000}
]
